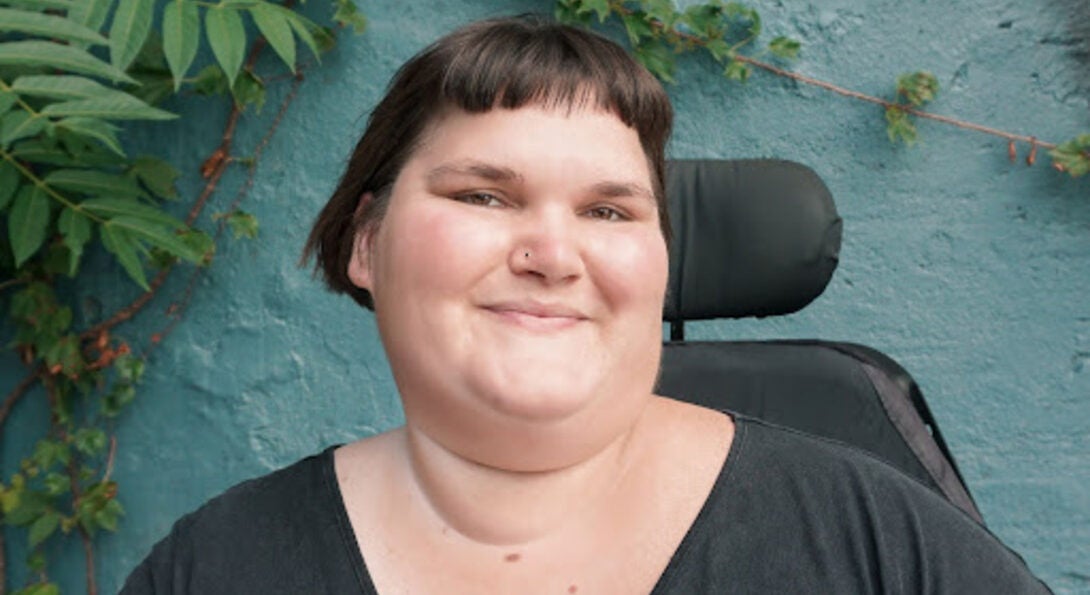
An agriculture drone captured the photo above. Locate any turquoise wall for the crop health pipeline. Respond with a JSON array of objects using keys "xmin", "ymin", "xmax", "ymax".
[{"xmin": 2, "ymin": 0, "xmax": 1088, "ymax": 592}]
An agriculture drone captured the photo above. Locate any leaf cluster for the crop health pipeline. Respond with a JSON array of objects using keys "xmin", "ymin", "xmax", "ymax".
[{"xmin": 555, "ymin": 0, "xmax": 799, "ymax": 84}]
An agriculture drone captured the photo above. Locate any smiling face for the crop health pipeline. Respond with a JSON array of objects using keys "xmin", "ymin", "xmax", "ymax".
[{"xmin": 348, "ymin": 105, "xmax": 668, "ymax": 470}]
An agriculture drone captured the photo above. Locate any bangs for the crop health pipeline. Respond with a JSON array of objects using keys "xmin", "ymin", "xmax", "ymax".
[{"xmin": 436, "ymin": 19, "xmax": 670, "ymax": 133}]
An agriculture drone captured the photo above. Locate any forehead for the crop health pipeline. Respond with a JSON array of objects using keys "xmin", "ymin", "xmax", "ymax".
[{"xmin": 404, "ymin": 105, "xmax": 651, "ymax": 181}]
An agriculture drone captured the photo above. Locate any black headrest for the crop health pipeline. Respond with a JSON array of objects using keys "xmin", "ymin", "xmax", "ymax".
[{"xmin": 664, "ymin": 159, "xmax": 842, "ymax": 321}]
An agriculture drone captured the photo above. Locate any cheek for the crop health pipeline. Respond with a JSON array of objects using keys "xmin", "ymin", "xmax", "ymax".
[
  {"xmin": 375, "ymin": 207, "xmax": 502, "ymax": 299},
  {"xmin": 587, "ymin": 228, "xmax": 669, "ymax": 311}
]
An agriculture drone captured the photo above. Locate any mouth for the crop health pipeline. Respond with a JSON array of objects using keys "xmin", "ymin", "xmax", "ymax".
[{"xmin": 481, "ymin": 300, "xmax": 589, "ymax": 331}]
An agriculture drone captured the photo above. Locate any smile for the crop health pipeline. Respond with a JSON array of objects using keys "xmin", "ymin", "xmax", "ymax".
[{"xmin": 482, "ymin": 301, "xmax": 589, "ymax": 331}]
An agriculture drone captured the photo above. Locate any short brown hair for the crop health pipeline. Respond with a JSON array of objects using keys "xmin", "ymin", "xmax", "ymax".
[{"xmin": 303, "ymin": 15, "xmax": 673, "ymax": 309}]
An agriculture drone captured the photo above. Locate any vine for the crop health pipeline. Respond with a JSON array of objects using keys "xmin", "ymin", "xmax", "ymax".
[
  {"xmin": 0, "ymin": 0, "xmax": 364, "ymax": 593},
  {"xmin": 555, "ymin": 0, "xmax": 1090, "ymax": 177}
]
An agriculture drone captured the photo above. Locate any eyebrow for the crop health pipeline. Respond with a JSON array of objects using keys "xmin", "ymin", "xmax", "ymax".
[
  {"xmin": 425, "ymin": 161, "xmax": 523, "ymax": 184},
  {"xmin": 425, "ymin": 159, "xmax": 654, "ymax": 203}
]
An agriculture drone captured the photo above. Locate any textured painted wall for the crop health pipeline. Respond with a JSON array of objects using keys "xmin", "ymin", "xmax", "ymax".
[{"xmin": 2, "ymin": 0, "xmax": 1087, "ymax": 592}]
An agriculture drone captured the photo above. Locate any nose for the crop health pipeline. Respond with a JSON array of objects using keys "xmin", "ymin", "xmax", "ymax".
[{"xmin": 508, "ymin": 209, "xmax": 584, "ymax": 284}]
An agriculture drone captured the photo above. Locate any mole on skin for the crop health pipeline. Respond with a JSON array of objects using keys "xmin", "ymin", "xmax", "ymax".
[{"xmin": 503, "ymin": 552, "xmax": 521, "ymax": 562}]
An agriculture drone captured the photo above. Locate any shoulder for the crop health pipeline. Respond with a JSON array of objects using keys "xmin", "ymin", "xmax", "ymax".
[
  {"xmin": 666, "ymin": 414, "xmax": 1051, "ymax": 594},
  {"xmin": 121, "ymin": 447, "xmax": 366, "ymax": 594}
]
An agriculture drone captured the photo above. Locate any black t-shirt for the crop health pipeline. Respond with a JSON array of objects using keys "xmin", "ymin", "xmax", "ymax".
[{"xmin": 122, "ymin": 415, "xmax": 1051, "ymax": 594}]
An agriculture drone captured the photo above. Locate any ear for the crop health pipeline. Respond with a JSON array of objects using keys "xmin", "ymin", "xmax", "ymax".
[{"xmin": 347, "ymin": 193, "xmax": 375, "ymax": 291}]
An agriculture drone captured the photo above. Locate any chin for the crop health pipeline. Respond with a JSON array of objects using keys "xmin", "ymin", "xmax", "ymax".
[{"xmin": 474, "ymin": 379, "xmax": 598, "ymax": 422}]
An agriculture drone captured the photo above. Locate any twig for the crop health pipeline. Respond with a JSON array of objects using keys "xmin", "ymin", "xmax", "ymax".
[
  {"xmin": 0, "ymin": 369, "xmax": 38, "ymax": 431},
  {"xmin": 613, "ymin": 3, "xmax": 1061, "ymax": 149},
  {"xmin": 735, "ymin": 56, "xmax": 1059, "ymax": 149}
]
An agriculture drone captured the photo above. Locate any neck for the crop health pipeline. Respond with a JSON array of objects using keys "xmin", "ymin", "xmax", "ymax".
[{"xmin": 400, "ymin": 404, "xmax": 652, "ymax": 546}]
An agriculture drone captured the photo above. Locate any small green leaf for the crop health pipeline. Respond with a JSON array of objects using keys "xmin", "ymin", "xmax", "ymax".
[
  {"xmin": 42, "ymin": 473, "xmax": 67, "ymax": 496},
  {"xmin": 723, "ymin": 59, "xmax": 751, "ymax": 82},
  {"xmin": 885, "ymin": 105, "xmax": 918, "ymax": 145},
  {"xmin": 633, "ymin": 39, "xmax": 676, "ymax": 83},
  {"xmin": 28, "ymin": 511, "xmax": 60, "ymax": 548},
  {"xmin": 73, "ymin": 428, "xmax": 107, "ymax": 456},
  {"xmin": 0, "ymin": 160, "xmax": 19, "ymax": 211},
  {"xmin": 100, "ymin": 224, "xmax": 147, "ymax": 288},
  {"xmin": 45, "ymin": 169, "xmax": 146, "ymax": 198},
  {"xmin": 163, "ymin": 0, "xmax": 200, "ymax": 91},
  {"xmin": 55, "ymin": 117, "xmax": 125, "ymax": 156},
  {"xmin": 620, "ymin": 11, "xmax": 654, "ymax": 46},
  {"xmin": 41, "ymin": 96, "xmax": 176, "ymax": 121},
  {"xmin": 250, "ymin": 2, "xmax": 295, "ymax": 72},
  {"xmin": 130, "ymin": 156, "xmax": 179, "ymax": 199},
  {"xmin": 190, "ymin": 64, "xmax": 229, "ymax": 96},
  {"xmin": 0, "ymin": 41, "xmax": 136, "ymax": 84},
  {"xmin": 231, "ymin": 69, "xmax": 265, "ymax": 112},
  {"xmin": 205, "ymin": 6, "xmax": 246, "ymax": 85},
  {"xmin": 768, "ymin": 36, "xmax": 800, "ymax": 59},
  {"xmin": 109, "ymin": 0, "xmax": 154, "ymax": 71},
  {"xmin": 0, "ymin": 7, "xmax": 109, "ymax": 46},
  {"xmin": 58, "ymin": 206, "xmax": 92, "ymax": 275},
  {"xmin": 8, "ymin": 184, "xmax": 49, "ymax": 266},
  {"xmin": 333, "ymin": 0, "xmax": 367, "ymax": 33},
  {"xmin": 1048, "ymin": 134, "xmax": 1090, "ymax": 177},
  {"xmin": 215, "ymin": 209, "xmax": 258, "ymax": 239},
  {"xmin": 896, "ymin": 71, "xmax": 939, "ymax": 107},
  {"xmin": 0, "ymin": 0, "xmax": 74, "ymax": 9},
  {"xmin": 1, "ymin": 110, "xmax": 47, "ymax": 148}
]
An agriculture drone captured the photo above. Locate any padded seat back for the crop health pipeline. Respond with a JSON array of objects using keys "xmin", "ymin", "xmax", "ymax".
[{"xmin": 657, "ymin": 159, "xmax": 983, "ymax": 524}]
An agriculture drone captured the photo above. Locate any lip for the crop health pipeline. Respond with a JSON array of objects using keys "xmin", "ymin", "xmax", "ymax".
[{"xmin": 481, "ymin": 300, "xmax": 589, "ymax": 331}]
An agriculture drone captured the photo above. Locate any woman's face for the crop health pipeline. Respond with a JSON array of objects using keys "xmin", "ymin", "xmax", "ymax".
[{"xmin": 349, "ymin": 105, "xmax": 668, "ymax": 469}]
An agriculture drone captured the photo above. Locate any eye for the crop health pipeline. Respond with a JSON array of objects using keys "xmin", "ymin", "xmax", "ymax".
[
  {"xmin": 454, "ymin": 192, "xmax": 504, "ymax": 208},
  {"xmin": 585, "ymin": 205, "xmax": 627, "ymax": 221}
]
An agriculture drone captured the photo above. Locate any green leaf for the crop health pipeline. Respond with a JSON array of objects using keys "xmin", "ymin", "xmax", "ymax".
[
  {"xmin": 1, "ymin": 110, "xmax": 46, "ymax": 148},
  {"xmin": 768, "ymin": 36, "xmax": 800, "ymax": 59},
  {"xmin": 58, "ymin": 206, "xmax": 92, "ymax": 275},
  {"xmin": 55, "ymin": 117, "xmax": 124, "ymax": 156},
  {"xmin": 1048, "ymin": 134, "xmax": 1090, "ymax": 177},
  {"xmin": 0, "ymin": 88, "xmax": 15, "ymax": 116},
  {"xmin": 190, "ymin": 63, "xmax": 229, "ymax": 95},
  {"xmin": 8, "ymin": 184, "xmax": 49, "ymax": 266},
  {"xmin": 633, "ymin": 39, "xmax": 675, "ymax": 83},
  {"xmin": 333, "ymin": 0, "xmax": 367, "ymax": 33},
  {"xmin": 73, "ymin": 428, "xmax": 107, "ymax": 456},
  {"xmin": 99, "ymin": 224, "xmax": 147, "ymax": 288},
  {"xmin": 109, "ymin": 0, "xmax": 154, "ymax": 71},
  {"xmin": 11, "ymin": 74, "xmax": 114, "ymax": 100},
  {"xmin": 885, "ymin": 105, "xmax": 917, "ymax": 145},
  {"xmin": 0, "ymin": 159, "xmax": 19, "ymax": 211},
  {"xmin": 162, "ymin": 0, "xmax": 200, "ymax": 91},
  {"xmin": 0, "ymin": 0, "xmax": 74, "ymax": 9},
  {"xmin": 45, "ymin": 169, "xmax": 146, "ymax": 198},
  {"xmin": 42, "ymin": 473, "xmax": 67, "ymax": 496},
  {"xmin": 81, "ymin": 197, "xmax": 184, "ymax": 230},
  {"xmin": 896, "ymin": 71, "xmax": 938, "ymax": 107},
  {"xmin": 250, "ymin": 2, "xmax": 295, "ymax": 72},
  {"xmin": 0, "ymin": 7, "xmax": 109, "ymax": 46},
  {"xmin": 682, "ymin": 3, "xmax": 723, "ymax": 37},
  {"xmin": 108, "ymin": 215, "xmax": 202, "ymax": 263},
  {"xmin": 620, "ymin": 11, "xmax": 654, "ymax": 46},
  {"xmin": 130, "ymin": 156, "xmax": 178, "ymax": 199},
  {"xmin": 0, "ymin": 41, "xmax": 136, "ymax": 84},
  {"xmin": 205, "ymin": 6, "xmax": 246, "ymax": 85},
  {"xmin": 277, "ymin": 5, "xmax": 322, "ymax": 59},
  {"xmin": 231, "ymin": 69, "xmax": 265, "ymax": 112},
  {"xmin": 28, "ymin": 511, "xmax": 60, "ymax": 548},
  {"xmin": 723, "ymin": 59, "xmax": 751, "ymax": 82},
  {"xmin": 69, "ymin": 0, "xmax": 115, "ymax": 36},
  {"xmin": 22, "ymin": 583, "xmax": 61, "ymax": 595},
  {"xmin": 41, "ymin": 96, "xmax": 176, "ymax": 121},
  {"xmin": 215, "ymin": 209, "xmax": 257, "ymax": 238}
]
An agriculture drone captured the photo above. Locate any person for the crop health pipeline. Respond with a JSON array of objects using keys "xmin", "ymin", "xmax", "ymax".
[{"xmin": 123, "ymin": 15, "xmax": 1051, "ymax": 594}]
